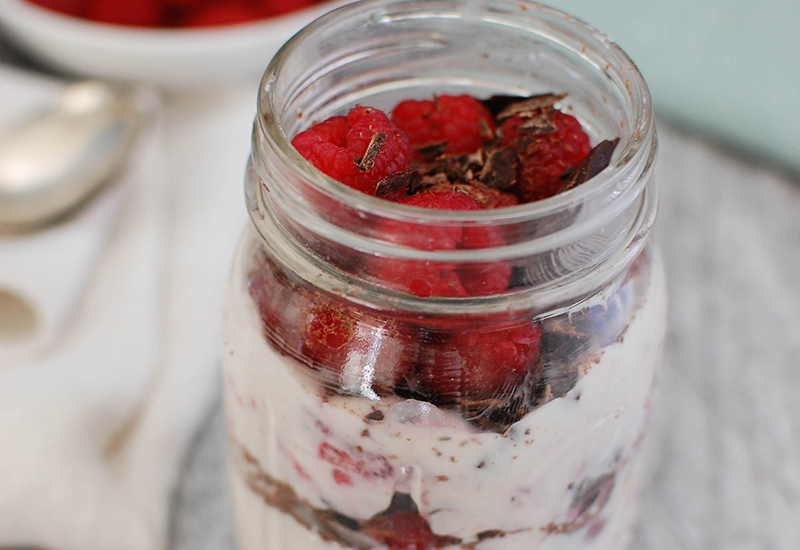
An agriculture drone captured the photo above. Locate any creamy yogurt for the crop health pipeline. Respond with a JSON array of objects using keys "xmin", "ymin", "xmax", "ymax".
[{"xmin": 223, "ymin": 247, "xmax": 667, "ymax": 550}]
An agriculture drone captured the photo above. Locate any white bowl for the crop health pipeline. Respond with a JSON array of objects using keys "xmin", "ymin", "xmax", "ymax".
[{"xmin": 0, "ymin": 0, "xmax": 348, "ymax": 89}]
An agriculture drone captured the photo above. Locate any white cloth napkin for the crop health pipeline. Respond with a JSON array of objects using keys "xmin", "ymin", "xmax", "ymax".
[
  {"xmin": 0, "ymin": 66, "xmax": 253, "ymax": 550},
  {"xmin": 0, "ymin": 68, "xmax": 130, "ymax": 361}
]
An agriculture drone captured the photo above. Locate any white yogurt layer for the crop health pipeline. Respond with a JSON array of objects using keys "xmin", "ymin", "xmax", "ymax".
[{"xmin": 223, "ymin": 250, "xmax": 667, "ymax": 550}]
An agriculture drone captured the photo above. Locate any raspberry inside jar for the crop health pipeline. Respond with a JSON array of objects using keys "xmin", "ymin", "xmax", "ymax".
[{"xmin": 290, "ymin": 93, "xmax": 607, "ymax": 209}]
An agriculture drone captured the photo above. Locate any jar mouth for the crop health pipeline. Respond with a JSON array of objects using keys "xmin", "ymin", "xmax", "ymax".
[
  {"xmin": 248, "ymin": 0, "xmax": 657, "ymax": 314},
  {"xmin": 256, "ymin": 0, "xmax": 655, "ymax": 226}
]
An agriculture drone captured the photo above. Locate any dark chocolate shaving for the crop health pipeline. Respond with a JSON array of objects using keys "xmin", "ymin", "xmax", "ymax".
[
  {"xmin": 479, "ymin": 118, "xmax": 495, "ymax": 139},
  {"xmin": 542, "ymin": 472, "xmax": 616, "ymax": 535},
  {"xmin": 480, "ymin": 94, "xmax": 523, "ymax": 118},
  {"xmin": 417, "ymin": 141, "xmax": 449, "ymax": 159},
  {"xmin": 481, "ymin": 93, "xmax": 561, "ymax": 119},
  {"xmin": 518, "ymin": 113, "xmax": 557, "ymax": 135},
  {"xmin": 534, "ymin": 318, "xmax": 593, "ymax": 403},
  {"xmin": 417, "ymin": 151, "xmax": 484, "ymax": 184},
  {"xmin": 460, "ymin": 394, "xmax": 533, "ymax": 433},
  {"xmin": 324, "ymin": 511, "xmax": 362, "ymax": 532},
  {"xmin": 356, "ymin": 132, "xmax": 387, "ymax": 172},
  {"xmin": 494, "ymin": 93, "xmax": 566, "ymax": 121},
  {"xmin": 476, "ymin": 530, "xmax": 503, "ymax": 541},
  {"xmin": 478, "ymin": 146, "xmax": 518, "ymax": 189},
  {"xmin": 458, "ymin": 364, "xmax": 544, "ymax": 433},
  {"xmin": 374, "ymin": 169, "xmax": 420, "ymax": 197},
  {"xmin": 461, "ymin": 527, "xmax": 535, "ymax": 549},
  {"xmin": 560, "ymin": 138, "xmax": 620, "ymax": 191}
]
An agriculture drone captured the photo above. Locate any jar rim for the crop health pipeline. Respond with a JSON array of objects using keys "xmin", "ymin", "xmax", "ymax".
[
  {"xmin": 246, "ymin": 0, "xmax": 658, "ymax": 315},
  {"xmin": 256, "ymin": 0, "xmax": 655, "ymax": 226}
]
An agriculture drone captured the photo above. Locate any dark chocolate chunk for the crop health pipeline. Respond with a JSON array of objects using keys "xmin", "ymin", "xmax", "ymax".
[
  {"xmin": 479, "ymin": 118, "xmax": 495, "ymax": 139},
  {"xmin": 374, "ymin": 169, "xmax": 420, "ymax": 197},
  {"xmin": 480, "ymin": 95, "xmax": 523, "ymax": 118},
  {"xmin": 325, "ymin": 511, "xmax": 361, "ymax": 532},
  {"xmin": 355, "ymin": 131, "xmax": 387, "ymax": 172},
  {"xmin": 418, "ymin": 151, "xmax": 484, "ymax": 184},
  {"xmin": 476, "ymin": 529, "xmax": 505, "ymax": 541},
  {"xmin": 459, "ymin": 367, "xmax": 543, "ymax": 433},
  {"xmin": 517, "ymin": 113, "xmax": 557, "ymax": 135},
  {"xmin": 416, "ymin": 140, "xmax": 449, "ymax": 159},
  {"xmin": 535, "ymin": 318, "xmax": 592, "ymax": 402},
  {"xmin": 560, "ymin": 137, "xmax": 620, "ymax": 191},
  {"xmin": 481, "ymin": 93, "xmax": 563, "ymax": 119},
  {"xmin": 478, "ymin": 146, "xmax": 518, "ymax": 189},
  {"xmin": 494, "ymin": 93, "xmax": 566, "ymax": 121},
  {"xmin": 365, "ymin": 410, "xmax": 385, "ymax": 422},
  {"xmin": 460, "ymin": 395, "xmax": 532, "ymax": 433}
]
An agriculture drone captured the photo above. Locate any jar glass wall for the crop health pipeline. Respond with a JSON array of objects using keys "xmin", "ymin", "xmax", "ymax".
[{"xmin": 223, "ymin": 1, "xmax": 667, "ymax": 549}]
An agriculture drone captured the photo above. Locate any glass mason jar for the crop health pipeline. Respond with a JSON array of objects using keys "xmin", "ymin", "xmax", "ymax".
[{"xmin": 222, "ymin": 1, "xmax": 667, "ymax": 549}]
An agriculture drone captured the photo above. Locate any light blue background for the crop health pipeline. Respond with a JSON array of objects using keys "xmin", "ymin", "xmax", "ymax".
[{"xmin": 544, "ymin": 0, "xmax": 798, "ymax": 172}]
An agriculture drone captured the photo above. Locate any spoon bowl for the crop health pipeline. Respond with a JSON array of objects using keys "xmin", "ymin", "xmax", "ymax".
[{"xmin": 0, "ymin": 81, "xmax": 142, "ymax": 231}]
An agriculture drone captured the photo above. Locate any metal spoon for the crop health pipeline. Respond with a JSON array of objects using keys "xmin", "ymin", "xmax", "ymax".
[{"xmin": 0, "ymin": 81, "xmax": 143, "ymax": 232}]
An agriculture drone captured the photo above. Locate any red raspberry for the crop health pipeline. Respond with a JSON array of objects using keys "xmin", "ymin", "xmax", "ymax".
[
  {"xmin": 423, "ymin": 181, "xmax": 519, "ymax": 210},
  {"xmin": 471, "ymin": 187, "xmax": 519, "ymax": 209},
  {"xmin": 300, "ymin": 298, "xmax": 417, "ymax": 393},
  {"xmin": 302, "ymin": 302, "xmax": 355, "ymax": 369},
  {"xmin": 27, "ymin": 0, "xmax": 86, "ymax": 16},
  {"xmin": 164, "ymin": 0, "xmax": 205, "ymax": 8},
  {"xmin": 181, "ymin": 4, "xmax": 258, "ymax": 26},
  {"xmin": 389, "ymin": 186, "xmax": 510, "ymax": 295},
  {"xmin": 459, "ymin": 224, "xmax": 511, "ymax": 295},
  {"xmin": 257, "ymin": 0, "xmax": 315, "ymax": 18},
  {"xmin": 363, "ymin": 510, "xmax": 452, "ymax": 550},
  {"xmin": 85, "ymin": 0, "xmax": 164, "ymax": 26},
  {"xmin": 501, "ymin": 110, "xmax": 591, "ymax": 202},
  {"xmin": 291, "ymin": 106, "xmax": 413, "ymax": 195},
  {"xmin": 391, "ymin": 95, "xmax": 496, "ymax": 158},
  {"xmin": 371, "ymin": 191, "xmax": 483, "ymax": 298},
  {"xmin": 411, "ymin": 320, "xmax": 542, "ymax": 400},
  {"xmin": 401, "ymin": 189, "xmax": 484, "ymax": 211},
  {"xmin": 318, "ymin": 441, "xmax": 394, "ymax": 481}
]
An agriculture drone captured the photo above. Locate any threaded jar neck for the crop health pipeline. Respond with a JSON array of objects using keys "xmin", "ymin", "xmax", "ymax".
[{"xmin": 247, "ymin": 0, "xmax": 656, "ymax": 316}]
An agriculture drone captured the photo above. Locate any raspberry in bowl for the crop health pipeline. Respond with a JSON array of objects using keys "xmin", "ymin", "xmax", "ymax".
[
  {"xmin": 22, "ymin": 0, "xmax": 330, "ymax": 28},
  {"xmin": 222, "ymin": 1, "xmax": 667, "ymax": 549},
  {"xmin": 0, "ymin": 0, "xmax": 348, "ymax": 87}
]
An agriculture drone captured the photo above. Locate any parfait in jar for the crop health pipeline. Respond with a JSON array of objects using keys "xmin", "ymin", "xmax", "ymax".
[{"xmin": 223, "ymin": 1, "xmax": 667, "ymax": 549}]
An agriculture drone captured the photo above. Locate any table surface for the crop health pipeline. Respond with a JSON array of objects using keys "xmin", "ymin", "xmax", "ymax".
[{"xmin": 2, "ymin": 33, "xmax": 799, "ymax": 550}]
